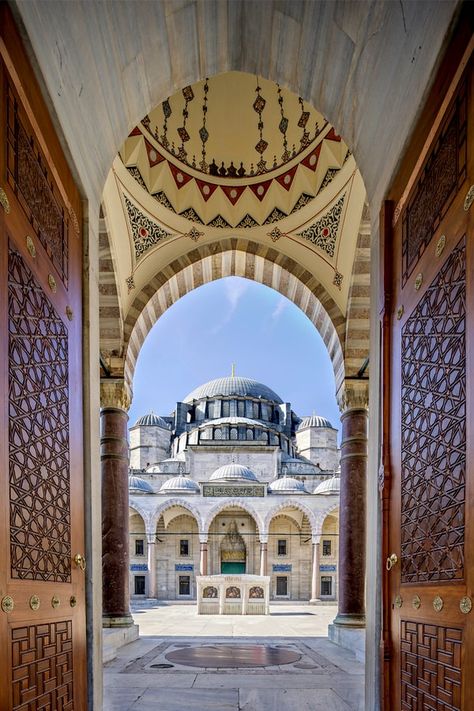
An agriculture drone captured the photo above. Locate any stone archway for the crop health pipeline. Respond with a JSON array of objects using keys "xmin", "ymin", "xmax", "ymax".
[{"xmin": 122, "ymin": 241, "xmax": 347, "ymax": 393}]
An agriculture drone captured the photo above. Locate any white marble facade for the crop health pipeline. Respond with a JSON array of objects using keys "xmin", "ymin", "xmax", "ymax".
[{"xmin": 128, "ymin": 376, "xmax": 340, "ymax": 602}]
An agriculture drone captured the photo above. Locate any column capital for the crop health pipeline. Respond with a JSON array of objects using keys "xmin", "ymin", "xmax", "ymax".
[
  {"xmin": 312, "ymin": 535, "xmax": 321, "ymax": 545},
  {"xmin": 100, "ymin": 378, "xmax": 132, "ymax": 411},
  {"xmin": 259, "ymin": 535, "xmax": 268, "ymax": 545},
  {"xmin": 199, "ymin": 532, "xmax": 208, "ymax": 544},
  {"xmin": 336, "ymin": 378, "xmax": 369, "ymax": 413},
  {"xmin": 146, "ymin": 532, "xmax": 156, "ymax": 545}
]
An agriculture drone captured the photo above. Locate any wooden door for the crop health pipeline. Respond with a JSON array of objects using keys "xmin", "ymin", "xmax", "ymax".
[
  {"xmin": 0, "ymin": 7, "xmax": 87, "ymax": 710},
  {"xmin": 383, "ymin": 41, "xmax": 474, "ymax": 711}
]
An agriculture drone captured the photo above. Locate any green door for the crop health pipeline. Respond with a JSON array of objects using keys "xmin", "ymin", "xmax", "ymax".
[{"xmin": 221, "ymin": 562, "xmax": 245, "ymax": 574}]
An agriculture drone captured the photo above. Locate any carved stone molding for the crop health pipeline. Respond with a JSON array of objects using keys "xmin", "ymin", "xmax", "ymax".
[
  {"xmin": 337, "ymin": 379, "xmax": 369, "ymax": 413},
  {"xmin": 100, "ymin": 378, "xmax": 131, "ymax": 411}
]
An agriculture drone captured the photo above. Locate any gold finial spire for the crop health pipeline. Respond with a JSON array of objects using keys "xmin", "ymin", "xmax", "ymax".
[{"xmin": 231, "ymin": 363, "xmax": 236, "ymax": 377}]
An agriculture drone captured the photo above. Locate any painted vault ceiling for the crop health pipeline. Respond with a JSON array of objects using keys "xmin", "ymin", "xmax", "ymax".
[{"xmin": 103, "ymin": 71, "xmax": 367, "ymax": 321}]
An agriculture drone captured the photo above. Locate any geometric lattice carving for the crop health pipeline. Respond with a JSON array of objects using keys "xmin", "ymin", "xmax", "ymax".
[
  {"xmin": 401, "ymin": 238, "xmax": 465, "ymax": 583},
  {"xmin": 8, "ymin": 247, "xmax": 71, "ymax": 582},
  {"xmin": 402, "ymin": 79, "xmax": 467, "ymax": 285},
  {"xmin": 296, "ymin": 193, "xmax": 345, "ymax": 258},
  {"xmin": 12, "ymin": 621, "xmax": 74, "ymax": 710},
  {"xmin": 401, "ymin": 621, "xmax": 462, "ymax": 711},
  {"xmin": 6, "ymin": 84, "xmax": 68, "ymax": 284}
]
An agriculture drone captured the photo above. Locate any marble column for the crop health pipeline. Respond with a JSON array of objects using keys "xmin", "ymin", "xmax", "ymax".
[
  {"xmin": 200, "ymin": 540, "xmax": 208, "ymax": 576},
  {"xmin": 147, "ymin": 534, "xmax": 157, "ymax": 598},
  {"xmin": 101, "ymin": 379, "xmax": 134, "ymax": 628},
  {"xmin": 310, "ymin": 538, "xmax": 320, "ymax": 603},
  {"xmin": 333, "ymin": 380, "xmax": 368, "ymax": 628},
  {"xmin": 259, "ymin": 540, "xmax": 268, "ymax": 576}
]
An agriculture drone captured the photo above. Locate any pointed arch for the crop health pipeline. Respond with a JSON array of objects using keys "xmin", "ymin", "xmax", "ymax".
[
  {"xmin": 123, "ymin": 240, "xmax": 345, "ymax": 393},
  {"xmin": 203, "ymin": 499, "xmax": 264, "ymax": 536},
  {"xmin": 150, "ymin": 498, "xmax": 203, "ymax": 533},
  {"xmin": 314, "ymin": 502, "xmax": 340, "ymax": 536},
  {"xmin": 263, "ymin": 499, "xmax": 319, "ymax": 536}
]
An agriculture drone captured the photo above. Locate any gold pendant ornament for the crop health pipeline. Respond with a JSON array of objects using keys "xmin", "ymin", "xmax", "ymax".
[
  {"xmin": 412, "ymin": 595, "xmax": 421, "ymax": 610},
  {"xmin": 435, "ymin": 234, "xmax": 446, "ymax": 257},
  {"xmin": 26, "ymin": 235, "xmax": 36, "ymax": 258},
  {"xmin": 29, "ymin": 595, "xmax": 40, "ymax": 611},
  {"xmin": 1, "ymin": 595, "xmax": 14, "ymax": 613},
  {"xmin": 464, "ymin": 185, "xmax": 474, "ymax": 211},
  {"xmin": 460, "ymin": 596, "xmax": 472, "ymax": 614},
  {"xmin": 433, "ymin": 595, "xmax": 443, "ymax": 612},
  {"xmin": 0, "ymin": 187, "xmax": 10, "ymax": 213},
  {"xmin": 394, "ymin": 595, "xmax": 403, "ymax": 608}
]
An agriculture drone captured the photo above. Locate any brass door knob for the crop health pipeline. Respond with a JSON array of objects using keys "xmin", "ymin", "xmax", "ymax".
[
  {"xmin": 74, "ymin": 553, "xmax": 86, "ymax": 571},
  {"xmin": 386, "ymin": 553, "xmax": 398, "ymax": 571}
]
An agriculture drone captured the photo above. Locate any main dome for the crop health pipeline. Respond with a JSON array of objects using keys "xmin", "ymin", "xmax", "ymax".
[{"xmin": 184, "ymin": 376, "xmax": 283, "ymax": 404}]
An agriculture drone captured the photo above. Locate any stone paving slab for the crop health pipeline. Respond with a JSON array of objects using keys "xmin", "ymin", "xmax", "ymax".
[
  {"xmin": 128, "ymin": 687, "xmax": 239, "ymax": 710},
  {"xmin": 103, "ymin": 603, "xmax": 365, "ymax": 710},
  {"xmin": 239, "ymin": 688, "xmax": 355, "ymax": 710}
]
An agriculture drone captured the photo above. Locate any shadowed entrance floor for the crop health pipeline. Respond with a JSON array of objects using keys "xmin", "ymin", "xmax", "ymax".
[{"xmin": 103, "ymin": 603, "xmax": 364, "ymax": 710}]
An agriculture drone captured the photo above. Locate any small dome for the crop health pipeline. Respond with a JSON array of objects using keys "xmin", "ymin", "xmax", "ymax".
[
  {"xmin": 160, "ymin": 475, "xmax": 200, "ymax": 494},
  {"xmin": 313, "ymin": 475, "xmax": 340, "ymax": 495},
  {"xmin": 268, "ymin": 476, "xmax": 307, "ymax": 494},
  {"xmin": 184, "ymin": 376, "xmax": 283, "ymax": 404},
  {"xmin": 129, "ymin": 475, "xmax": 154, "ymax": 494},
  {"xmin": 134, "ymin": 412, "xmax": 171, "ymax": 429},
  {"xmin": 298, "ymin": 415, "xmax": 334, "ymax": 430},
  {"xmin": 209, "ymin": 463, "xmax": 258, "ymax": 482}
]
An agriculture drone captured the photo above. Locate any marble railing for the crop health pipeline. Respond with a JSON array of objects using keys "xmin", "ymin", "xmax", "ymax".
[{"xmin": 196, "ymin": 574, "xmax": 270, "ymax": 615}]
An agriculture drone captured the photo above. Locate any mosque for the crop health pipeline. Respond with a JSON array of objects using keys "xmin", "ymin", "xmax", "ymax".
[
  {"xmin": 1, "ymin": 3, "xmax": 472, "ymax": 708},
  {"xmin": 128, "ymin": 374, "xmax": 340, "ymax": 601}
]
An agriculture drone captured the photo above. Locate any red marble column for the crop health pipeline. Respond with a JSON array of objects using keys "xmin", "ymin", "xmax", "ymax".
[
  {"xmin": 101, "ymin": 380, "xmax": 133, "ymax": 627},
  {"xmin": 333, "ymin": 395, "xmax": 368, "ymax": 628}
]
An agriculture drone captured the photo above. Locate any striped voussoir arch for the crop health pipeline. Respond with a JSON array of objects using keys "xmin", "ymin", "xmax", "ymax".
[
  {"xmin": 99, "ymin": 206, "xmax": 123, "ymax": 357},
  {"xmin": 344, "ymin": 205, "xmax": 371, "ymax": 378},
  {"xmin": 122, "ymin": 238, "xmax": 346, "ymax": 393}
]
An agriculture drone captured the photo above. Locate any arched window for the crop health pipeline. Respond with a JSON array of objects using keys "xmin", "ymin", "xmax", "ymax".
[
  {"xmin": 214, "ymin": 428, "xmax": 222, "ymax": 440},
  {"xmin": 230, "ymin": 427, "xmax": 238, "ymax": 440},
  {"xmin": 246, "ymin": 428, "xmax": 254, "ymax": 440}
]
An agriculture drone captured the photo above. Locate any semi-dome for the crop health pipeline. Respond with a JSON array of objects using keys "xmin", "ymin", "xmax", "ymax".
[
  {"xmin": 129, "ymin": 475, "xmax": 154, "ymax": 494},
  {"xmin": 298, "ymin": 415, "xmax": 334, "ymax": 430},
  {"xmin": 160, "ymin": 475, "xmax": 200, "ymax": 494},
  {"xmin": 314, "ymin": 475, "xmax": 340, "ymax": 495},
  {"xmin": 209, "ymin": 463, "xmax": 259, "ymax": 482},
  {"xmin": 134, "ymin": 412, "xmax": 171, "ymax": 429},
  {"xmin": 184, "ymin": 376, "xmax": 283, "ymax": 404},
  {"xmin": 268, "ymin": 476, "xmax": 307, "ymax": 494}
]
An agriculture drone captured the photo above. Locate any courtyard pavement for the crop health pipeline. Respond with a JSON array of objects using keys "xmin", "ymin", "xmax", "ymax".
[{"xmin": 103, "ymin": 602, "xmax": 364, "ymax": 710}]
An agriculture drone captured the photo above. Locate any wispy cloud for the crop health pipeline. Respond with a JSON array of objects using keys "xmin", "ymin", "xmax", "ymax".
[
  {"xmin": 209, "ymin": 278, "xmax": 249, "ymax": 335},
  {"xmin": 272, "ymin": 296, "xmax": 288, "ymax": 321}
]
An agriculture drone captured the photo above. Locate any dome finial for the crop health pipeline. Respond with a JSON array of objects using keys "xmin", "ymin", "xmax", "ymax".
[{"xmin": 231, "ymin": 362, "xmax": 236, "ymax": 377}]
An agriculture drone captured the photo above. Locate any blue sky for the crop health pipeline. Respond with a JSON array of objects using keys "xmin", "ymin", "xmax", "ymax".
[{"xmin": 129, "ymin": 277, "xmax": 341, "ymax": 436}]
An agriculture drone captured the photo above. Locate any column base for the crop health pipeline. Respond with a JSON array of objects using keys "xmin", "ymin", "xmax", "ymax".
[
  {"xmin": 332, "ymin": 612, "xmax": 366, "ymax": 627},
  {"xmin": 328, "ymin": 623, "xmax": 365, "ymax": 663},
  {"xmin": 309, "ymin": 598, "xmax": 320, "ymax": 605},
  {"xmin": 102, "ymin": 613, "xmax": 135, "ymax": 628},
  {"xmin": 103, "ymin": 624, "xmax": 139, "ymax": 663}
]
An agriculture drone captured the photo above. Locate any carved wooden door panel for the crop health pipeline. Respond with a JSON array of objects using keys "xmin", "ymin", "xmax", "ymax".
[
  {"xmin": 0, "ymin": 7, "xmax": 87, "ymax": 710},
  {"xmin": 384, "ymin": 52, "xmax": 474, "ymax": 709}
]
